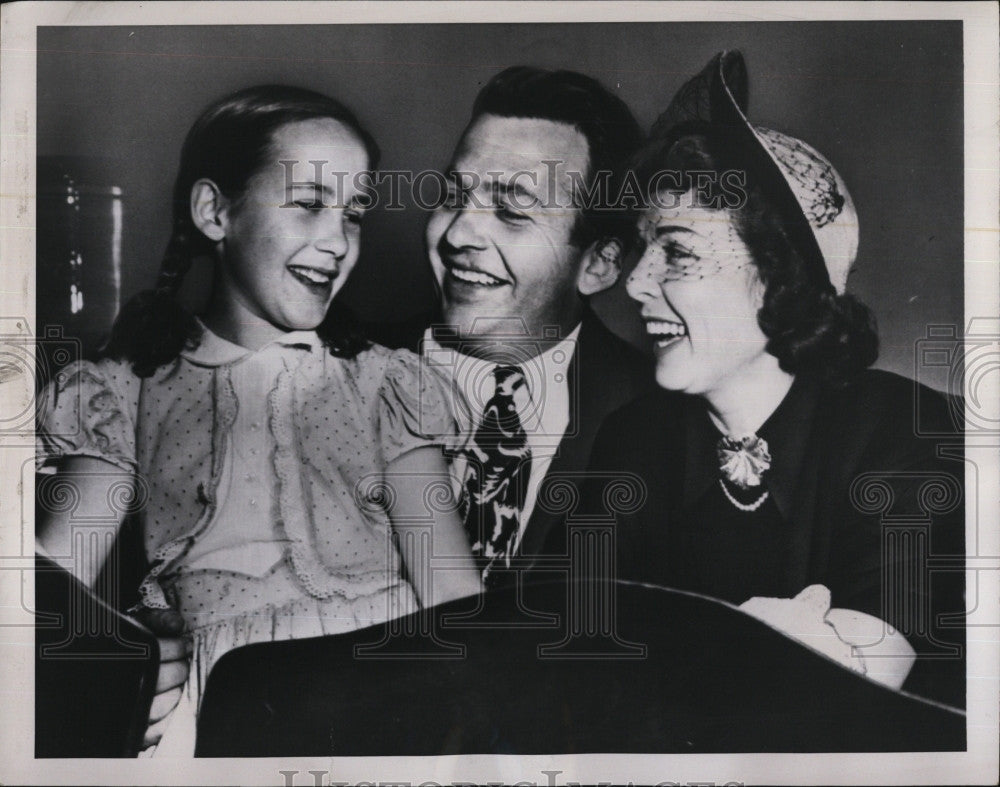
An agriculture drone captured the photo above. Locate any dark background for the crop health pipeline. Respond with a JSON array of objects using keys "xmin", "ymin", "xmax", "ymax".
[{"xmin": 37, "ymin": 21, "xmax": 963, "ymax": 381}]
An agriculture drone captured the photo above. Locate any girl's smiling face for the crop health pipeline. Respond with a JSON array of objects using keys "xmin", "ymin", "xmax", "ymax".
[
  {"xmin": 205, "ymin": 117, "xmax": 371, "ymax": 346},
  {"xmin": 626, "ymin": 192, "xmax": 770, "ymax": 396}
]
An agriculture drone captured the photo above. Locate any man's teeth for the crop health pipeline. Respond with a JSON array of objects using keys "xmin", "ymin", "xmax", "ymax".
[
  {"xmin": 449, "ymin": 267, "xmax": 505, "ymax": 286},
  {"xmin": 289, "ymin": 266, "xmax": 334, "ymax": 284},
  {"xmin": 646, "ymin": 320, "xmax": 687, "ymax": 338}
]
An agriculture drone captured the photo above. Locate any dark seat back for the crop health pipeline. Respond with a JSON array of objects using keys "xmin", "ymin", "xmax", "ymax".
[
  {"xmin": 197, "ymin": 580, "xmax": 964, "ymax": 756},
  {"xmin": 35, "ymin": 554, "xmax": 158, "ymax": 758}
]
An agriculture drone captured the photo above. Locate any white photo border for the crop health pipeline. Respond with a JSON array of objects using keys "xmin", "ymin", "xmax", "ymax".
[{"xmin": 1, "ymin": 2, "xmax": 997, "ymax": 785}]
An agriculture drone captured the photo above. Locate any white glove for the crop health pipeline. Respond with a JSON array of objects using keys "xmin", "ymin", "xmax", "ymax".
[
  {"xmin": 740, "ymin": 584, "xmax": 860, "ymax": 672},
  {"xmin": 739, "ymin": 584, "xmax": 915, "ymax": 690}
]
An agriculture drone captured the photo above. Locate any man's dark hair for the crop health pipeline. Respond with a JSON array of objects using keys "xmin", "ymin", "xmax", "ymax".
[{"xmin": 470, "ymin": 66, "xmax": 643, "ymax": 251}]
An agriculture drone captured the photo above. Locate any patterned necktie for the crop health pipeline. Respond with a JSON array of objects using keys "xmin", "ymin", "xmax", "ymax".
[{"xmin": 462, "ymin": 364, "xmax": 533, "ymax": 583}]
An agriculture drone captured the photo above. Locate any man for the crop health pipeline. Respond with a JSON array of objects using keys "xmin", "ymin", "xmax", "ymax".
[
  {"xmin": 417, "ymin": 66, "xmax": 652, "ymax": 586},
  {"xmin": 143, "ymin": 66, "xmax": 653, "ymax": 746}
]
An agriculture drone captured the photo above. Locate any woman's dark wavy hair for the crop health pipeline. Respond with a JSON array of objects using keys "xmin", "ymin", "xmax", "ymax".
[
  {"xmin": 633, "ymin": 128, "xmax": 878, "ymax": 384},
  {"xmin": 103, "ymin": 84, "xmax": 380, "ymax": 377}
]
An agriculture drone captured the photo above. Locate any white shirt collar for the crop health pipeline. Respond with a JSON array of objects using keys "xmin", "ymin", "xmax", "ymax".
[
  {"xmin": 181, "ymin": 318, "xmax": 323, "ymax": 367},
  {"xmin": 421, "ymin": 324, "xmax": 581, "ymax": 441}
]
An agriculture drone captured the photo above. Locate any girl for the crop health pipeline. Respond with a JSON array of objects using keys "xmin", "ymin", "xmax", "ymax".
[
  {"xmin": 36, "ymin": 85, "xmax": 482, "ymax": 754},
  {"xmin": 585, "ymin": 52, "xmax": 965, "ymax": 708}
]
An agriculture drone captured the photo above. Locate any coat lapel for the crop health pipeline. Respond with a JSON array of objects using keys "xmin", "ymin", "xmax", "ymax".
[{"xmin": 519, "ymin": 312, "xmax": 653, "ymax": 557}]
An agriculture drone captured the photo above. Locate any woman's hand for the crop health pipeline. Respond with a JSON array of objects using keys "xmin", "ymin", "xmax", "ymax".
[
  {"xmin": 739, "ymin": 584, "xmax": 915, "ymax": 690},
  {"xmin": 740, "ymin": 585, "xmax": 859, "ymax": 671}
]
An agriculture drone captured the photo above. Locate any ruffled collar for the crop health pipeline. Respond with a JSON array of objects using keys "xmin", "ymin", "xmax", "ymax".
[{"xmin": 180, "ymin": 318, "xmax": 323, "ymax": 367}]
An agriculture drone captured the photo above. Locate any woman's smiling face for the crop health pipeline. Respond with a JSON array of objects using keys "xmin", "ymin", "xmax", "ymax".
[{"xmin": 626, "ymin": 192, "xmax": 770, "ymax": 396}]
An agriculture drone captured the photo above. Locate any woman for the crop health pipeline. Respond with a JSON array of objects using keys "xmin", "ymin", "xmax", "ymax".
[
  {"xmin": 36, "ymin": 84, "xmax": 481, "ymax": 754},
  {"xmin": 587, "ymin": 52, "xmax": 964, "ymax": 708}
]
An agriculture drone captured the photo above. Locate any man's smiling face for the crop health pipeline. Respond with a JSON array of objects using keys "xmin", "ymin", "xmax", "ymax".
[{"xmin": 426, "ymin": 114, "xmax": 591, "ymax": 347}]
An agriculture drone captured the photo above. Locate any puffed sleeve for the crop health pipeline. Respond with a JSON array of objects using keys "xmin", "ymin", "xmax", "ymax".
[
  {"xmin": 377, "ymin": 349, "xmax": 461, "ymax": 466},
  {"xmin": 36, "ymin": 359, "xmax": 139, "ymax": 473}
]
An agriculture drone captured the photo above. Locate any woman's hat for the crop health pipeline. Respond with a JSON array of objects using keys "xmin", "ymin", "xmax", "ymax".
[{"xmin": 650, "ymin": 51, "xmax": 858, "ymax": 295}]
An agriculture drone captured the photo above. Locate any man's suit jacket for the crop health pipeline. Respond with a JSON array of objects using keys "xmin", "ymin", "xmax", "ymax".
[
  {"xmin": 386, "ymin": 306, "xmax": 654, "ymax": 567},
  {"xmin": 519, "ymin": 309, "xmax": 653, "ymax": 559}
]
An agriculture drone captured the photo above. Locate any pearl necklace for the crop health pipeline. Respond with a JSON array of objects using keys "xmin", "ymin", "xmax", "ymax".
[
  {"xmin": 718, "ymin": 479, "xmax": 770, "ymax": 512},
  {"xmin": 716, "ymin": 433, "xmax": 772, "ymax": 513}
]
